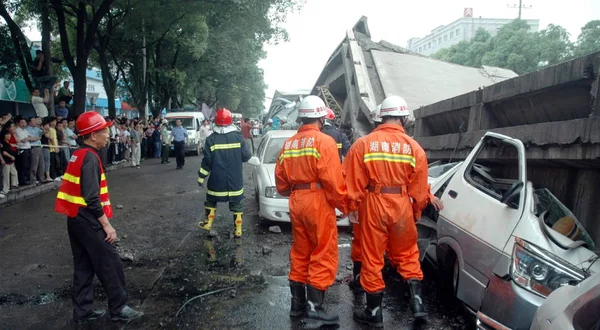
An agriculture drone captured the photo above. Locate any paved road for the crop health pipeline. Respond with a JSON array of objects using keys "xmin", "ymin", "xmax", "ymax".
[{"xmin": 0, "ymin": 155, "xmax": 473, "ymax": 329}]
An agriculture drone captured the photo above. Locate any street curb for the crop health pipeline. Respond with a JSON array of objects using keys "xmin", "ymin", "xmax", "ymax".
[{"xmin": 0, "ymin": 161, "xmax": 131, "ymax": 209}]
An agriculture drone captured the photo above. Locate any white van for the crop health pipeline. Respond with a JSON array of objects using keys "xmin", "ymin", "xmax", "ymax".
[{"xmin": 164, "ymin": 111, "xmax": 205, "ymax": 155}]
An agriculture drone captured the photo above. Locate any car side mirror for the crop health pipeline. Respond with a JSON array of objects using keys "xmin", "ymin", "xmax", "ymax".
[
  {"xmin": 248, "ymin": 156, "xmax": 261, "ymax": 166},
  {"xmin": 501, "ymin": 181, "xmax": 524, "ymax": 209}
]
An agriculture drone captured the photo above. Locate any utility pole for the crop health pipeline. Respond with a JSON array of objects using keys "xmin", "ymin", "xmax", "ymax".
[{"xmin": 507, "ymin": 0, "xmax": 532, "ymax": 19}]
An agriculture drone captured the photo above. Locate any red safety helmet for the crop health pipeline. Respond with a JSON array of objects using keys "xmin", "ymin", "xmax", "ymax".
[
  {"xmin": 215, "ymin": 108, "xmax": 233, "ymax": 126},
  {"xmin": 76, "ymin": 111, "xmax": 112, "ymax": 136},
  {"xmin": 325, "ymin": 108, "xmax": 335, "ymax": 121}
]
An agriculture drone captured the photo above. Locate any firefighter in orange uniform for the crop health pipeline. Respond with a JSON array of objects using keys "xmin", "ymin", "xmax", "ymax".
[
  {"xmin": 344, "ymin": 96, "xmax": 430, "ymax": 327},
  {"xmin": 275, "ymin": 95, "xmax": 350, "ymax": 327},
  {"xmin": 55, "ymin": 112, "xmax": 143, "ymax": 324},
  {"xmin": 348, "ymin": 104, "xmax": 381, "ymax": 292}
]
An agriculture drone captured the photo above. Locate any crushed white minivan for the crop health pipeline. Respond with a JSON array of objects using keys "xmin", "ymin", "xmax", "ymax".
[{"xmin": 418, "ymin": 132, "xmax": 599, "ymax": 330}]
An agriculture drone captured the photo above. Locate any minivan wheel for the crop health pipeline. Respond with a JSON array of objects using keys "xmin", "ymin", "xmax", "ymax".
[
  {"xmin": 438, "ymin": 247, "xmax": 458, "ymax": 300},
  {"xmin": 452, "ymin": 257, "xmax": 460, "ymax": 297}
]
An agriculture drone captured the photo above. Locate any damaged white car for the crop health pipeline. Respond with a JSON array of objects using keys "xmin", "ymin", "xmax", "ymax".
[
  {"xmin": 418, "ymin": 132, "xmax": 599, "ymax": 330},
  {"xmin": 249, "ymin": 130, "xmax": 349, "ymax": 226}
]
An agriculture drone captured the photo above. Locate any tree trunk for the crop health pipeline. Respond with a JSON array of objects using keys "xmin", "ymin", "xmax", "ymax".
[
  {"xmin": 51, "ymin": 0, "xmax": 115, "ymax": 116},
  {"xmin": 97, "ymin": 47, "xmax": 117, "ymax": 117},
  {"xmin": 72, "ymin": 68, "xmax": 87, "ymax": 115},
  {"xmin": 106, "ymin": 82, "xmax": 117, "ymax": 117},
  {"xmin": 40, "ymin": 1, "xmax": 54, "ymax": 115},
  {"xmin": 0, "ymin": 3, "xmax": 34, "ymax": 91}
]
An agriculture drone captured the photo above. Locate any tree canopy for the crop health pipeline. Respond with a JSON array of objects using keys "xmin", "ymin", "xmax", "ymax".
[
  {"xmin": 432, "ymin": 19, "xmax": 600, "ymax": 75},
  {"xmin": 0, "ymin": 0, "xmax": 303, "ymax": 117}
]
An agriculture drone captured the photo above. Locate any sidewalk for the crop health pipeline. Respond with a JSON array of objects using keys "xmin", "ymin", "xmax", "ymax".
[{"xmin": 0, "ymin": 160, "xmax": 132, "ymax": 209}]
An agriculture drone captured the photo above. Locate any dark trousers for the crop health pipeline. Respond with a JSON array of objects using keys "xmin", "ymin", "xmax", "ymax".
[
  {"xmin": 161, "ymin": 144, "xmax": 170, "ymax": 163},
  {"xmin": 108, "ymin": 142, "xmax": 116, "ymax": 164},
  {"xmin": 17, "ymin": 149, "xmax": 31, "ymax": 185},
  {"xmin": 205, "ymin": 199, "xmax": 243, "ymax": 213},
  {"xmin": 50, "ymin": 152, "xmax": 62, "ymax": 179},
  {"xmin": 174, "ymin": 141, "xmax": 185, "ymax": 168},
  {"xmin": 146, "ymin": 139, "xmax": 153, "ymax": 158},
  {"xmin": 99, "ymin": 147, "xmax": 108, "ymax": 169},
  {"xmin": 67, "ymin": 216, "xmax": 128, "ymax": 319},
  {"xmin": 141, "ymin": 139, "xmax": 147, "ymax": 159},
  {"xmin": 59, "ymin": 149, "xmax": 68, "ymax": 174}
]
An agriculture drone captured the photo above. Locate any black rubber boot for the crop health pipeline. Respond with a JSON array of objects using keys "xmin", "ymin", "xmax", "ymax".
[
  {"xmin": 305, "ymin": 285, "xmax": 339, "ymax": 326},
  {"xmin": 353, "ymin": 291, "xmax": 383, "ymax": 328},
  {"xmin": 348, "ymin": 261, "xmax": 364, "ymax": 292},
  {"xmin": 289, "ymin": 281, "xmax": 306, "ymax": 317},
  {"xmin": 408, "ymin": 279, "xmax": 427, "ymax": 319}
]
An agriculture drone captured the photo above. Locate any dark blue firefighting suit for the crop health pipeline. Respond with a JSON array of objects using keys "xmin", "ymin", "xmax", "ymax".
[
  {"xmin": 197, "ymin": 129, "xmax": 252, "ymax": 235},
  {"xmin": 321, "ymin": 124, "xmax": 351, "ymax": 162}
]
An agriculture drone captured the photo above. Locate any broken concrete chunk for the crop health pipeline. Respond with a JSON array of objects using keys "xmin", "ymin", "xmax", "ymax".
[
  {"xmin": 120, "ymin": 252, "xmax": 134, "ymax": 262},
  {"xmin": 262, "ymin": 246, "xmax": 272, "ymax": 255},
  {"xmin": 268, "ymin": 226, "xmax": 282, "ymax": 233}
]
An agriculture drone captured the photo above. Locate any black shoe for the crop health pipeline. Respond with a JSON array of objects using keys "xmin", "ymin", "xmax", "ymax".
[
  {"xmin": 110, "ymin": 305, "xmax": 144, "ymax": 322},
  {"xmin": 73, "ymin": 309, "xmax": 106, "ymax": 324},
  {"xmin": 161, "ymin": 161, "xmax": 165, "ymax": 164},
  {"xmin": 408, "ymin": 279, "xmax": 427, "ymax": 319},
  {"xmin": 349, "ymin": 261, "xmax": 364, "ymax": 293},
  {"xmin": 289, "ymin": 281, "xmax": 306, "ymax": 317},
  {"xmin": 166, "ymin": 161, "xmax": 171, "ymax": 163},
  {"xmin": 353, "ymin": 291, "xmax": 383, "ymax": 328},
  {"xmin": 305, "ymin": 285, "xmax": 339, "ymax": 326}
]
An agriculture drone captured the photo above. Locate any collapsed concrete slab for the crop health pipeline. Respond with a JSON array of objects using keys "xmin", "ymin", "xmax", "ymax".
[{"xmin": 307, "ymin": 16, "xmax": 516, "ymax": 139}]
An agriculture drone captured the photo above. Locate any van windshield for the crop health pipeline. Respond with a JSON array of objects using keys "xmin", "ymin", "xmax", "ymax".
[
  {"xmin": 168, "ymin": 118, "xmax": 194, "ymax": 131},
  {"xmin": 534, "ymin": 188, "xmax": 596, "ymax": 251}
]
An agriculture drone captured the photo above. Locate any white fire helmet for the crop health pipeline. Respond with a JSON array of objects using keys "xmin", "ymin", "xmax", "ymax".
[
  {"xmin": 371, "ymin": 104, "xmax": 382, "ymax": 123},
  {"xmin": 379, "ymin": 95, "xmax": 410, "ymax": 118},
  {"xmin": 297, "ymin": 95, "xmax": 327, "ymax": 119}
]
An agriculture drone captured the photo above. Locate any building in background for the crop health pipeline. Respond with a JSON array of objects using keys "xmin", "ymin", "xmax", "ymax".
[{"xmin": 407, "ymin": 8, "xmax": 539, "ymax": 56}]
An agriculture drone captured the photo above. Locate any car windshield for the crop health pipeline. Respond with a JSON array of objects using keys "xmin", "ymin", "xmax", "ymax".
[
  {"xmin": 168, "ymin": 118, "xmax": 193, "ymax": 130},
  {"xmin": 534, "ymin": 188, "xmax": 596, "ymax": 250},
  {"xmin": 428, "ymin": 162, "xmax": 460, "ymax": 178},
  {"xmin": 263, "ymin": 137, "xmax": 287, "ymax": 164}
]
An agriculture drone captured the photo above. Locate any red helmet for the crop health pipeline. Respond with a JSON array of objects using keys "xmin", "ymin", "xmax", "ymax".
[
  {"xmin": 76, "ymin": 111, "xmax": 112, "ymax": 136},
  {"xmin": 215, "ymin": 108, "xmax": 232, "ymax": 126},
  {"xmin": 325, "ymin": 107, "xmax": 335, "ymax": 121}
]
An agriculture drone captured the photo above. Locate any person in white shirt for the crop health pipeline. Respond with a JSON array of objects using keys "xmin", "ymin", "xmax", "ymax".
[
  {"xmin": 14, "ymin": 116, "xmax": 35, "ymax": 185},
  {"xmin": 199, "ymin": 119, "xmax": 212, "ymax": 153},
  {"xmin": 27, "ymin": 116, "xmax": 46, "ymax": 185},
  {"xmin": 31, "ymin": 89, "xmax": 50, "ymax": 118},
  {"xmin": 62, "ymin": 118, "xmax": 77, "ymax": 165}
]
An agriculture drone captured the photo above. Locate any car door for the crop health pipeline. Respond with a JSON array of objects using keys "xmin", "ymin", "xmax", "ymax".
[
  {"xmin": 437, "ymin": 132, "xmax": 527, "ymax": 310},
  {"xmin": 252, "ymin": 135, "xmax": 269, "ymax": 189}
]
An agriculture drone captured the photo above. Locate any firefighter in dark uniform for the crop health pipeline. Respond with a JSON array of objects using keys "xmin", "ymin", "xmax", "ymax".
[
  {"xmin": 197, "ymin": 108, "xmax": 252, "ymax": 237},
  {"xmin": 55, "ymin": 112, "xmax": 143, "ymax": 324},
  {"xmin": 321, "ymin": 108, "xmax": 351, "ymax": 162}
]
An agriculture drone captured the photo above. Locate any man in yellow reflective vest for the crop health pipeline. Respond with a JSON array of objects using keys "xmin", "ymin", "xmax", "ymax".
[{"xmin": 55, "ymin": 112, "xmax": 143, "ymax": 324}]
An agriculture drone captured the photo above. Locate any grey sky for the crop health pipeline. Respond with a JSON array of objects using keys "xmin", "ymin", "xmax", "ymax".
[
  {"xmin": 20, "ymin": 0, "xmax": 600, "ymax": 113},
  {"xmin": 259, "ymin": 0, "xmax": 600, "ymax": 111}
]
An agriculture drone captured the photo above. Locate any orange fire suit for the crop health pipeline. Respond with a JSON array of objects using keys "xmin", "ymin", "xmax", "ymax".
[
  {"xmin": 343, "ymin": 123, "xmax": 429, "ymax": 294},
  {"xmin": 275, "ymin": 124, "xmax": 350, "ymax": 291}
]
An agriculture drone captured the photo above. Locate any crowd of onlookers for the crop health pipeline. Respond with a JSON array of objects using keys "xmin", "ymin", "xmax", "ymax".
[{"xmin": 0, "ymin": 111, "xmax": 183, "ymax": 200}]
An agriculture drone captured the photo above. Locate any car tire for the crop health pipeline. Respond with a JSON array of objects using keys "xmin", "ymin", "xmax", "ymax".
[{"xmin": 438, "ymin": 245, "xmax": 459, "ymax": 300}]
